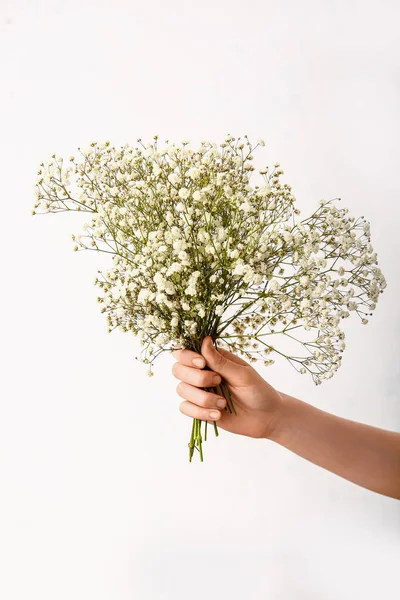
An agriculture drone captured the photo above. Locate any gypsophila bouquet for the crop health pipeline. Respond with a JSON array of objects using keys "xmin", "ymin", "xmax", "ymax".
[{"xmin": 32, "ymin": 134, "xmax": 386, "ymax": 461}]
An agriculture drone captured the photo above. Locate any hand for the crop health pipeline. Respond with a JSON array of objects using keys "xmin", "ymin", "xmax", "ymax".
[{"xmin": 171, "ymin": 336, "xmax": 283, "ymax": 439}]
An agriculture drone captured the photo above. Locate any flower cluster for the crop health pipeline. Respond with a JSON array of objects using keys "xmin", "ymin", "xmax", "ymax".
[{"xmin": 33, "ymin": 135, "xmax": 386, "ymax": 385}]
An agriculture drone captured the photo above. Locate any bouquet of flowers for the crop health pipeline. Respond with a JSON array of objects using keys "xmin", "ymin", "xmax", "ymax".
[{"xmin": 32, "ymin": 134, "xmax": 386, "ymax": 461}]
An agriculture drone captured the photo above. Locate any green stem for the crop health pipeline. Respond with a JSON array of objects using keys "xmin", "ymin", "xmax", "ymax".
[
  {"xmin": 221, "ymin": 380, "xmax": 237, "ymax": 416},
  {"xmin": 216, "ymin": 383, "xmax": 232, "ymax": 414},
  {"xmin": 188, "ymin": 418, "xmax": 195, "ymax": 462},
  {"xmin": 197, "ymin": 420, "xmax": 203, "ymax": 462},
  {"xmin": 186, "ymin": 339, "xmax": 241, "ymax": 460},
  {"xmin": 213, "ymin": 420, "xmax": 219, "ymax": 436}
]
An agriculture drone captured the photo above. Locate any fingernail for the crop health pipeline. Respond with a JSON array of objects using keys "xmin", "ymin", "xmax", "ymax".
[
  {"xmin": 209, "ymin": 410, "xmax": 219, "ymax": 420},
  {"xmin": 192, "ymin": 358, "xmax": 205, "ymax": 368},
  {"xmin": 216, "ymin": 398, "xmax": 226, "ymax": 408},
  {"xmin": 212, "ymin": 375, "xmax": 221, "ymax": 385}
]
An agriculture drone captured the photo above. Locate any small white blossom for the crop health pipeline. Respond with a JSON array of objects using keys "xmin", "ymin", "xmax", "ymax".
[
  {"xmin": 178, "ymin": 187, "xmax": 190, "ymax": 199},
  {"xmin": 300, "ymin": 298, "xmax": 311, "ymax": 310},
  {"xmin": 300, "ymin": 276, "xmax": 310, "ymax": 287},
  {"xmin": 186, "ymin": 167, "xmax": 201, "ymax": 180},
  {"xmin": 168, "ymin": 173, "xmax": 180, "ymax": 185},
  {"xmin": 239, "ymin": 201, "xmax": 252, "ymax": 213},
  {"xmin": 193, "ymin": 190, "xmax": 203, "ymax": 201},
  {"xmin": 269, "ymin": 280, "xmax": 281, "ymax": 292}
]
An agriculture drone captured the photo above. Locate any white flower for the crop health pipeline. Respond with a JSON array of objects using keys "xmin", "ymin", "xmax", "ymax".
[
  {"xmin": 300, "ymin": 298, "xmax": 311, "ymax": 310},
  {"xmin": 223, "ymin": 185, "xmax": 233, "ymax": 198},
  {"xmin": 186, "ymin": 167, "xmax": 201, "ymax": 179},
  {"xmin": 239, "ymin": 201, "xmax": 251, "ymax": 213},
  {"xmin": 178, "ymin": 187, "xmax": 190, "ymax": 199},
  {"xmin": 283, "ymin": 299, "xmax": 292, "ymax": 310},
  {"xmin": 184, "ymin": 286, "xmax": 197, "ymax": 296},
  {"xmin": 166, "ymin": 262, "xmax": 182, "ymax": 276},
  {"xmin": 215, "ymin": 305, "xmax": 224, "ymax": 316},
  {"xmin": 156, "ymin": 293, "xmax": 167, "ymax": 304},
  {"xmin": 233, "ymin": 262, "xmax": 246, "ymax": 276},
  {"xmin": 153, "ymin": 165, "xmax": 162, "ymax": 176},
  {"xmin": 138, "ymin": 288, "xmax": 151, "ymax": 303},
  {"xmin": 258, "ymin": 185, "xmax": 271, "ymax": 196},
  {"xmin": 243, "ymin": 268, "xmax": 255, "ymax": 284},
  {"xmin": 300, "ymin": 276, "xmax": 309, "ymax": 287},
  {"xmin": 164, "ymin": 282, "xmax": 176, "ymax": 295},
  {"xmin": 165, "ymin": 211, "xmax": 174, "ymax": 225},
  {"xmin": 282, "ymin": 231, "xmax": 293, "ymax": 243},
  {"xmin": 193, "ymin": 190, "xmax": 203, "ymax": 201},
  {"xmin": 217, "ymin": 227, "xmax": 227, "ymax": 241},
  {"xmin": 258, "ymin": 139, "xmax": 265, "ymax": 146},
  {"xmin": 168, "ymin": 172, "xmax": 179, "ymax": 185},
  {"xmin": 269, "ymin": 280, "xmax": 281, "ymax": 292}
]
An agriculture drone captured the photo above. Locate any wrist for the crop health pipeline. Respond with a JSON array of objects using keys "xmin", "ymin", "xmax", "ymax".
[{"xmin": 265, "ymin": 391, "xmax": 298, "ymax": 445}]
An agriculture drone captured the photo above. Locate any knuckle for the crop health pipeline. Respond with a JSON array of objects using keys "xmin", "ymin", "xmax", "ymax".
[
  {"xmin": 215, "ymin": 353, "xmax": 226, "ymax": 367},
  {"xmin": 209, "ymin": 372, "xmax": 221, "ymax": 385},
  {"xmin": 199, "ymin": 391, "xmax": 211, "ymax": 407},
  {"xmin": 194, "ymin": 406, "xmax": 205, "ymax": 420},
  {"xmin": 195, "ymin": 371, "xmax": 208, "ymax": 388},
  {"xmin": 176, "ymin": 381, "xmax": 185, "ymax": 396},
  {"xmin": 171, "ymin": 362, "xmax": 180, "ymax": 378}
]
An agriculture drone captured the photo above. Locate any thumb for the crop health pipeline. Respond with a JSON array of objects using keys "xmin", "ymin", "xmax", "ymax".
[{"xmin": 200, "ymin": 336, "xmax": 246, "ymax": 384}]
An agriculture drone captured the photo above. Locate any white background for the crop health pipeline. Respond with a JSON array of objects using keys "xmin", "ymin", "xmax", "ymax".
[{"xmin": 1, "ymin": 1, "xmax": 399, "ymax": 598}]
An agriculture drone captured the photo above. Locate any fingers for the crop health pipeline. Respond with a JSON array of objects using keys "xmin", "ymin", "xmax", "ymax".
[
  {"xmin": 216, "ymin": 346, "xmax": 250, "ymax": 367},
  {"xmin": 200, "ymin": 336, "xmax": 247, "ymax": 383},
  {"xmin": 171, "ymin": 361, "xmax": 221, "ymax": 388},
  {"xmin": 179, "ymin": 399, "xmax": 223, "ymax": 422},
  {"xmin": 176, "ymin": 381, "xmax": 226, "ymax": 410},
  {"xmin": 171, "ymin": 341, "xmax": 249, "ymax": 370},
  {"xmin": 171, "ymin": 347, "xmax": 206, "ymax": 369}
]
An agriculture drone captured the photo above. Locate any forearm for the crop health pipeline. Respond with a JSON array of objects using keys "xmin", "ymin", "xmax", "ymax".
[{"xmin": 270, "ymin": 392, "xmax": 400, "ymax": 499}]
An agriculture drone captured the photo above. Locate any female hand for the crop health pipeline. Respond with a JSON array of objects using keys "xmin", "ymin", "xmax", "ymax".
[
  {"xmin": 171, "ymin": 336, "xmax": 283, "ymax": 439},
  {"xmin": 172, "ymin": 338, "xmax": 400, "ymax": 499}
]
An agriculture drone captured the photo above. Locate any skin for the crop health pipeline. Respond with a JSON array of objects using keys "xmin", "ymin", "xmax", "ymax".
[{"xmin": 172, "ymin": 336, "xmax": 400, "ymax": 500}]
